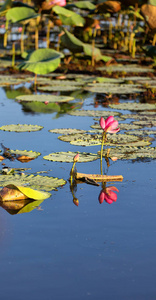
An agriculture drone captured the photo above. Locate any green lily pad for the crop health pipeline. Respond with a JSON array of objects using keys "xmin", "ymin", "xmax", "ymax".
[
  {"xmin": 90, "ymin": 123, "xmax": 142, "ymax": 131},
  {"xmin": 58, "ymin": 132, "xmax": 151, "ymax": 147},
  {"xmin": 69, "ymin": 1, "xmax": 96, "ymax": 10},
  {"xmin": 38, "ymin": 79, "xmax": 84, "ymax": 86},
  {"xmin": 37, "ymin": 85, "xmax": 81, "ymax": 92},
  {"xmin": 18, "ymin": 49, "xmax": 64, "ymax": 75},
  {"xmin": 109, "ymin": 102, "xmax": 156, "ymax": 111},
  {"xmin": 97, "ymin": 64, "xmax": 154, "ymax": 73},
  {"xmin": 68, "ymin": 110, "xmax": 120, "ymax": 117},
  {"xmin": 0, "ymin": 75, "xmax": 26, "ymax": 86},
  {"xmin": 8, "ymin": 149, "xmax": 41, "ymax": 158},
  {"xmin": 16, "ymin": 94, "xmax": 74, "ymax": 102},
  {"xmin": 0, "ymin": 174, "xmax": 66, "ymax": 192},
  {"xmin": 43, "ymin": 151, "xmax": 99, "ymax": 163},
  {"xmin": 127, "ymin": 130, "xmax": 156, "ymax": 136},
  {"xmin": 49, "ymin": 128, "xmax": 86, "ymax": 134},
  {"xmin": 6, "ymin": 7, "xmax": 39, "ymax": 23},
  {"xmin": 61, "ymin": 29, "xmax": 112, "ymax": 62},
  {"xmin": 132, "ymin": 120, "xmax": 156, "ymax": 127},
  {"xmin": 0, "ymin": 124, "xmax": 43, "ymax": 132},
  {"xmin": 99, "ymin": 146, "xmax": 156, "ymax": 160},
  {"xmin": 84, "ymin": 83, "xmax": 145, "ymax": 94},
  {"xmin": 52, "ymin": 5, "xmax": 85, "ymax": 27}
]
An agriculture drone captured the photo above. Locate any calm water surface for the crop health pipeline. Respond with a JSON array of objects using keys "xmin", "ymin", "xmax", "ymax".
[{"xmin": 0, "ymin": 85, "xmax": 155, "ymax": 300}]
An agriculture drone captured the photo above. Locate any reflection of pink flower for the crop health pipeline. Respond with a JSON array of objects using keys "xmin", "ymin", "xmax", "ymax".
[
  {"xmin": 99, "ymin": 116, "xmax": 120, "ymax": 133},
  {"xmin": 50, "ymin": 0, "xmax": 66, "ymax": 6},
  {"xmin": 99, "ymin": 186, "xmax": 119, "ymax": 204}
]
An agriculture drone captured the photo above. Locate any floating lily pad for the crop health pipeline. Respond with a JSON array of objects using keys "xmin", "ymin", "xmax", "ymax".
[
  {"xmin": 99, "ymin": 146, "xmax": 156, "ymax": 160},
  {"xmin": 68, "ymin": 110, "xmax": 120, "ymax": 117},
  {"xmin": 37, "ymin": 85, "xmax": 81, "ymax": 92},
  {"xmin": 0, "ymin": 124, "xmax": 43, "ymax": 132},
  {"xmin": 49, "ymin": 128, "xmax": 86, "ymax": 134},
  {"xmin": 109, "ymin": 102, "xmax": 156, "ymax": 111},
  {"xmin": 0, "ymin": 174, "xmax": 66, "ymax": 192},
  {"xmin": 8, "ymin": 149, "xmax": 41, "ymax": 158},
  {"xmin": 90, "ymin": 123, "xmax": 141, "ymax": 131},
  {"xmin": 132, "ymin": 120, "xmax": 156, "ymax": 127},
  {"xmin": 58, "ymin": 132, "xmax": 151, "ymax": 147},
  {"xmin": 16, "ymin": 94, "xmax": 74, "ymax": 103},
  {"xmin": 0, "ymin": 75, "xmax": 26, "ymax": 86},
  {"xmin": 127, "ymin": 130, "xmax": 156, "ymax": 136},
  {"xmin": 38, "ymin": 80, "xmax": 84, "ymax": 86},
  {"xmin": 43, "ymin": 151, "xmax": 99, "ymax": 163},
  {"xmin": 84, "ymin": 83, "xmax": 145, "ymax": 94},
  {"xmin": 97, "ymin": 64, "xmax": 154, "ymax": 73}
]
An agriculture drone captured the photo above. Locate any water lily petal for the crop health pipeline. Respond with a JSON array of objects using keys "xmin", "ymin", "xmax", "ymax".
[
  {"xmin": 99, "ymin": 117, "xmax": 105, "ymax": 130},
  {"xmin": 107, "ymin": 186, "xmax": 119, "ymax": 193},
  {"xmin": 104, "ymin": 195, "xmax": 113, "ymax": 204},
  {"xmin": 108, "ymin": 127, "xmax": 120, "ymax": 133},
  {"xmin": 105, "ymin": 116, "xmax": 114, "ymax": 128},
  {"xmin": 98, "ymin": 190, "xmax": 105, "ymax": 204}
]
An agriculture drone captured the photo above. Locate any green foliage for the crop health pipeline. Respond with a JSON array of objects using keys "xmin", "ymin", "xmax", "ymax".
[
  {"xmin": 18, "ymin": 49, "xmax": 64, "ymax": 75},
  {"xmin": 6, "ymin": 7, "xmax": 39, "ymax": 23},
  {"xmin": 61, "ymin": 29, "xmax": 112, "ymax": 62},
  {"xmin": 68, "ymin": 1, "xmax": 96, "ymax": 10},
  {"xmin": 52, "ymin": 5, "xmax": 85, "ymax": 26},
  {"xmin": 148, "ymin": 0, "xmax": 156, "ymax": 6}
]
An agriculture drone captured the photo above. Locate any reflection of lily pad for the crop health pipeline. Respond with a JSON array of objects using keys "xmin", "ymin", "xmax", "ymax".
[
  {"xmin": 21, "ymin": 102, "xmax": 60, "ymax": 114},
  {"xmin": 43, "ymin": 151, "xmax": 99, "ymax": 162},
  {"xmin": 99, "ymin": 146, "xmax": 156, "ymax": 160},
  {"xmin": 0, "ymin": 124, "xmax": 43, "ymax": 132},
  {"xmin": 9, "ymin": 149, "xmax": 41, "ymax": 158},
  {"xmin": 16, "ymin": 94, "xmax": 74, "ymax": 102},
  {"xmin": 109, "ymin": 102, "xmax": 156, "ymax": 111},
  {"xmin": 0, "ymin": 174, "xmax": 66, "ymax": 192},
  {"xmin": 0, "ymin": 199, "xmax": 44, "ymax": 215},
  {"xmin": 68, "ymin": 110, "xmax": 120, "ymax": 117},
  {"xmin": 58, "ymin": 132, "xmax": 151, "ymax": 147}
]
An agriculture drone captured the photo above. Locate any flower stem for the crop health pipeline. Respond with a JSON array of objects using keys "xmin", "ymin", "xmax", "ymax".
[{"xmin": 100, "ymin": 132, "xmax": 106, "ymax": 175}]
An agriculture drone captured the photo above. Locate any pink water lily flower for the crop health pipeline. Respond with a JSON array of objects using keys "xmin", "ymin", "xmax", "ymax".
[
  {"xmin": 99, "ymin": 186, "xmax": 119, "ymax": 204},
  {"xmin": 49, "ymin": 0, "xmax": 66, "ymax": 6},
  {"xmin": 99, "ymin": 116, "xmax": 120, "ymax": 133}
]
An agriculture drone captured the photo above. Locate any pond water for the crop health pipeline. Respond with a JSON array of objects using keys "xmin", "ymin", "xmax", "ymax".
[{"xmin": 0, "ymin": 83, "xmax": 156, "ymax": 300}]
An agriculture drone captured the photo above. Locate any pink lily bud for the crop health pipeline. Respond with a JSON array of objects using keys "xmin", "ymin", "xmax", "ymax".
[{"xmin": 73, "ymin": 153, "xmax": 79, "ymax": 163}]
